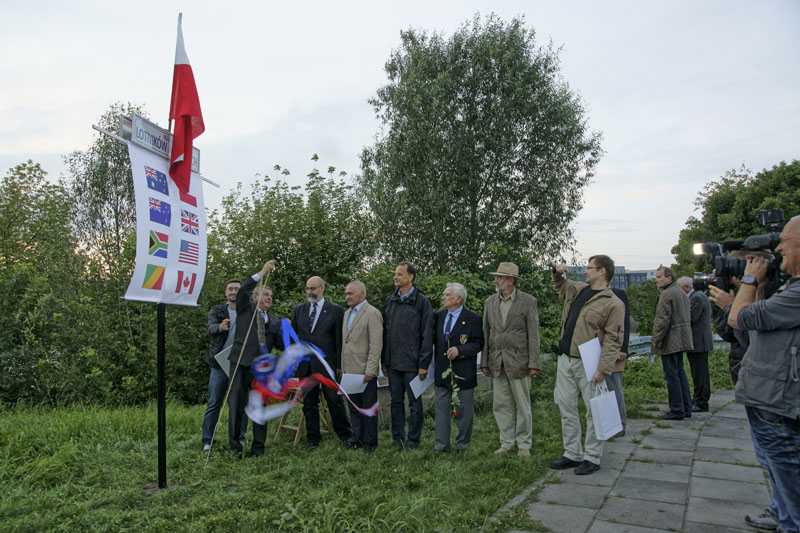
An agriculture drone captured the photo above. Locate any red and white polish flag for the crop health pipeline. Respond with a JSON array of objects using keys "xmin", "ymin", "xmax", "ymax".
[{"xmin": 169, "ymin": 13, "xmax": 204, "ymax": 203}]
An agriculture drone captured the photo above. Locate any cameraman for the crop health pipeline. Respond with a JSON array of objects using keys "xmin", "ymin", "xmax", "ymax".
[{"xmin": 728, "ymin": 215, "xmax": 800, "ymax": 531}]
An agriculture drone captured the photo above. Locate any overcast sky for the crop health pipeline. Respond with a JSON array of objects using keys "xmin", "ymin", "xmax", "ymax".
[{"xmin": 2, "ymin": 0, "xmax": 798, "ymax": 270}]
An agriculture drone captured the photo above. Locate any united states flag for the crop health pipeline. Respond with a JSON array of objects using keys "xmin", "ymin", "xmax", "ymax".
[
  {"xmin": 179, "ymin": 240, "xmax": 199, "ymax": 265},
  {"xmin": 180, "ymin": 209, "xmax": 199, "ymax": 235}
]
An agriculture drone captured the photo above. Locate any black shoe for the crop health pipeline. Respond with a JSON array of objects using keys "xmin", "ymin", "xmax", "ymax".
[
  {"xmin": 691, "ymin": 405, "xmax": 709, "ymax": 412},
  {"xmin": 611, "ymin": 430, "xmax": 625, "ymax": 439},
  {"xmin": 391, "ymin": 441, "xmax": 404, "ymax": 449},
  {"xmin": 684, "ymin": 412, "xmax": 692, "ymax": 418},
  {"xmin": 550, "ymin": 456, "xmax": 582, "ymax": 470},
  {"xmin": 302, "ymin": 441, "xmax": 319, "ymax": 451},
  {"xmin": 744, "ymin": 508, "xmax": 778, "ymax": 531},
  {"xmin": 230, "ymin": 448, "xmax": 243, "ymax": 460},
  {"xmin": 405, "ymin": 443, "xmax": 419, "ymax": 450},
  {"xmin": 250, "ymin": 450, "xmax": 263, "ymax": 458},
  {"xmin": 346, "ymin": 441, "xmax": 361, "ymax": 450},
  {"xmin": 575, "ymin": 460, "xmax": 600, "ymax": 475},
  {"xmin": 662, "ymin": 412, "xmax": 684, "ymax": 420}
]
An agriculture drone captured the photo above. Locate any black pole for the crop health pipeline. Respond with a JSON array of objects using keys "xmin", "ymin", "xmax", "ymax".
[{"xmin": 157, "ymin": 303, "xmax": 167, "ymax": 488}]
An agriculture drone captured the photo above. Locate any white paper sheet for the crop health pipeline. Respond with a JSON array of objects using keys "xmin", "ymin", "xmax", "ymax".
[
  {"xmin": 409, "ymin": 360, "xmax": 435, "ymax": 399},
  {"xmin": 213, "ymin": 345, "xmax": 233, "ymax": 377},
  {"xmin": 338, "ymin": 373, "xmax": 368, "ymax": 395},
  {"xmin": 578, "ymin": 337, "xmax": 602, "ymax": 382}
]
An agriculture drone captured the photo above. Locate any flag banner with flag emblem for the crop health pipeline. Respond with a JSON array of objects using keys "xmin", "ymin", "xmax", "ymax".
[
  {"xmin": 169, "ymin": 13, "xmax": 204, "ymax": 197},
  {"xmin": 124, "ymin": 141, "xmax": 206, "ymax": 306},
  {"xmin": 149, "ymin": 231, "xmax": 169, "ymax": 258},
  {"xmin": 142, "ymin": 264, "xmax": 166, "ymax": 290},
  {"xmin": 175, "ymin": 270, "xmax": 197, "ymax": 294},
  {"xmin": 145, "ymin": 166, "xmax": 169, "ymax": 195},
  {"xmin": 178, "ymin": 239, "xmax": 199, "ymax": 265},
  {"xmin": 180, "ymin": 209, "xmax": 199, "ymax": 235},
  {"xmin": 149, "ymin": 197, "xmax": 171, "ymax": 226},
  {"xmin": 179, "ymin": 189, "xmax": 197, "ymax": 207}
]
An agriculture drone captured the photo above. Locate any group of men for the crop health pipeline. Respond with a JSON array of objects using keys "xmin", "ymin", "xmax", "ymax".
[{"xmin": 198, "ymin": 256, "xmax": 633, "ymax": 478}]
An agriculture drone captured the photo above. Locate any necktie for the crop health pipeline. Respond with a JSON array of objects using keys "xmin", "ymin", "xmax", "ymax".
[
  {"xmin": 444, "ymin": 313, "xmax": 453, "ymax": 338},
  {"xmin": 309, "ymin": 303, "xmax": 318, "ymax": 330}
]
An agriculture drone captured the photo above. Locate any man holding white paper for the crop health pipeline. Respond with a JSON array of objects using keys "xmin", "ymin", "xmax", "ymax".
[
  {"xmin": 341, "ymin": 281, "xmax": 383, "ymax": 453},
  {"xmin": 551, "ymin": 256, "xmax": 625, "ymax": 475}
]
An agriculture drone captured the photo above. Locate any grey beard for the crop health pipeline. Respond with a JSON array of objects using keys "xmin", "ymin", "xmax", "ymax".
[{"xmin": 307, "ymin": 295, "xmax": 319, "ymax": 304}]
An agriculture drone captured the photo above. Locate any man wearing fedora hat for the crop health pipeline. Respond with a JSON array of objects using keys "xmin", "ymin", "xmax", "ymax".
[{"xmin": 481, "ymin": 262, "xmax": 541, "ymax": 457}]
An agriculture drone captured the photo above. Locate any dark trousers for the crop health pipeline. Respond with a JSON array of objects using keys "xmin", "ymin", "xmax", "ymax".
[
  {"xmin": 347, "ymin": 379, "xmax": 378, "ymax": 450},
  {"xmin": 302, "ymin": 375, "xmax": 352, "ymax": 444},
  {"xmin": 686, "ymin": 351, "xmax": 710, "ymax": 409},
  {"xmin": 228, "ymin": 364, "xmax": 267, "ymax": 453},
  {"xmin": 660, "ymin": 352, "xmax": 692, "ymax": 416},
  {"xmin": 388, "ymin": 368, "xmax": 423, "ymax": 446}
]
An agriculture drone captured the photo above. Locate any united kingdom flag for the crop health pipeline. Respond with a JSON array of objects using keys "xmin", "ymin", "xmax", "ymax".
[{"xmin": 180, "ymin": 209, "xmax": 199, "ymax": 235}]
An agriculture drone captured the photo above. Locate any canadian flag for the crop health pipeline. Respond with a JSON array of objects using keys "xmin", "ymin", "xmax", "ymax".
[
  {"xmin": 175, "ymin": 270, "xmax": 197, "ymax": 294},
  {"xmin": 169, "ymin": 13, "xmax": 204, "ymax": 203}
]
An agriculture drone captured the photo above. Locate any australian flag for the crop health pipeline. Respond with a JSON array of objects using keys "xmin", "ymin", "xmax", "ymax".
[
  {"xmin": 149, "ymin": 197, "xmax": 171, "ymax": 227},
  {"xmin": 145, "ymin": 166, "xmax": 169, "ymax": 195},
  {"xmin": 180, "ymin": 209, "xmax": 199, "ymax": 235}
]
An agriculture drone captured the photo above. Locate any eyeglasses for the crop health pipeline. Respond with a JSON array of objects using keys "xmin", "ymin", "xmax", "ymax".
[{"xmin": 305, "ymin": 286, "xmax": 321, "ymax": 292}]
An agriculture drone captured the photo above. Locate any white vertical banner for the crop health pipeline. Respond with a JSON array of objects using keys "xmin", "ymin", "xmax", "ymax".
[{"xmin": 124, "ymin": 141, "xmax": 206, "ymax": 306}]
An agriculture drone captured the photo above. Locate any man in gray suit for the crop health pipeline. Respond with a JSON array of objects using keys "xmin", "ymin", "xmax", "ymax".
[
  {"xmin": 481, "ymin": 262, "xmax": 540, "ymax": 457},
  {"xmin": 678, "ymin": 277, "xmax": 714, "ymax": 412}
]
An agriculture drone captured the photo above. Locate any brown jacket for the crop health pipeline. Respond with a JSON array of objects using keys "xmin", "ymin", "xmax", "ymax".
[
  {"xmin": 341, "ymin": 302, "xmax": 383, "ymax": 376},
  {"xmin": 482, "ymin": 289, "xmax": 540, "ymax": 379},
  {"xmin": 651, "ymin": 282, "xmax": 694, "ymax": 355},
  {"xmin": 553, "ymin": 275, "xmax": 625, "ymax": 376}
]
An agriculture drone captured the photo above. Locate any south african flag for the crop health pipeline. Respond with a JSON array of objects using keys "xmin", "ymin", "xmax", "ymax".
[{"xmin": 149, "ymin": 230, "xmax": 168, "ymax": 258}]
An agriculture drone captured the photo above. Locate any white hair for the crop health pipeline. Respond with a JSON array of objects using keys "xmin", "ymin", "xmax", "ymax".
[
  {"xmin": 348, "ymin": 280, "xmax": 367, "ymax": 297},
  {"xmin": 677, "ymin": 277, "xmax": 693, "ymax": 289},
  {"xmin": 446, "ymin": 282, "xmax": 467, "ymax": 304}
]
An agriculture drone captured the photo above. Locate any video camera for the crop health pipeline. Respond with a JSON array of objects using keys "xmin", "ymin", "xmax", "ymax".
[{"xmin": 692, "ymin": 209, "xmax": 788, "ymax": 295}]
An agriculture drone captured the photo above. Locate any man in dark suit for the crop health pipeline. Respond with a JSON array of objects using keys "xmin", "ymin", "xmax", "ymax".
[
  {"xmin": 291, "ymin": 276, "xmax": 352, "ymax": 450},
  {"xmin": 433, "ymin": 283, "xmax": 484, "ymax": 453},
  {"xmin": 678, "ymin": 277, "xmax": 714, "ymax": 412},
  {"xmin": 227, "ymin": 260, "xmax": 284, "ymax": 458}
]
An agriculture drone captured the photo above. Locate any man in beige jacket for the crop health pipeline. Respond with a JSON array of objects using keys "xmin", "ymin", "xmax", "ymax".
[
  {"xmin": 341, "ymin": 281, "xmax": 383, "ymax": 453},
  {"xmin": 481, "ymin": 262, "xmax": 540, "ymax": 457},
  {"xmin": 550, "ymin": 256, "xmax": 625, "ymax": 475}
]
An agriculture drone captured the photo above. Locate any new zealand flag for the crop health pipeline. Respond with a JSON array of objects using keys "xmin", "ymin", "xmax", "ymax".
[{"xmin": 149, "ymin": 197, "xmax": 171, "ymax": 227}]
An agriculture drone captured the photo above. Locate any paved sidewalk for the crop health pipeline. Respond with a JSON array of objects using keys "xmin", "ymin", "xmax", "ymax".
[{"xmin": 512, "ymin": 390, "xmax": 772, "ymax": 532}]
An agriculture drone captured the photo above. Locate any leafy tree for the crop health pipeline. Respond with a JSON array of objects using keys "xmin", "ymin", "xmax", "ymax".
[
  {"xmin": 359, "ymin": 14, "xmax": 602, "ymax": 271},
  {"xmin": 64, "ymin": 102, "xmax": 146, "ymax": 276},
  {"xmin": 672, "ymin": 161, "xmax": 800, "ymax": 277},
  {"xmin": 626, "ymin": 280, "xmax": 659, "ymax": 336}
]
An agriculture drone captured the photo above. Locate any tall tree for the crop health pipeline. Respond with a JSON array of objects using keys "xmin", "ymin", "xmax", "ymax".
[
  {"xmin": 359, "ymin": 14, "xmax": 602, "ymax": 271},
  {"xmin": 671, "ymin": 161, "xmax": 800, "ymax": 276},
  {"xmin": 64, "ymin": 102, "xmax": 146, "ymax": 276}
]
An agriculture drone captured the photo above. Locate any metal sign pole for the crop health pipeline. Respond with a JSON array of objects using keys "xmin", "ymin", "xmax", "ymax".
[{"xmin": 157, "ymin": 303, "xmax": 167, "ymax": 488}]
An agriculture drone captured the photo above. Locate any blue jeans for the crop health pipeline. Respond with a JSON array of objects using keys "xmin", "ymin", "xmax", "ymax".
[
  {"xmin": 388, "ymin": 368, "xmax": 423, "ymax": 446},
  {"xmin": 660, "ymin": 352, "xmax": 692, "ymax": 415},
  {"xmin": 747, "ymin": 406, "xmax": 800, "ymax": 531},
  {"xmin": 201, "ymin": 366, "xmax": 245, "ymax": 445}
]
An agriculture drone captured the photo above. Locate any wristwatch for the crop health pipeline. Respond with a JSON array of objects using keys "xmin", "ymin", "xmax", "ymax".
[{"xmin": 740, "ymin": 274, "xmax": 757, "ymax": 286}]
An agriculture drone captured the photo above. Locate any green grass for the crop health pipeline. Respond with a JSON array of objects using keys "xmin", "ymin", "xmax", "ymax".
[{"xmin": 0, "ymin": 350, "xmax": 734, "ymax": 532}]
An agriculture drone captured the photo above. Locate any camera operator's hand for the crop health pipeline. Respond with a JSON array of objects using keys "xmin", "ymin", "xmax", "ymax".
[
  {"xmin": 744, "ymin": 256, "xmax": 770, "ymax": 283},
  {"xmin": 709, "ymin": 285, "xmax": 734, "ymax": 309}
]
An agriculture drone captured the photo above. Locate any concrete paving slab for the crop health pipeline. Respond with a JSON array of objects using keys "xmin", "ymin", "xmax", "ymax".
[
  {"xmin": 692, "ymin": 460, "xmax": 766, "ymax": 484},
  {"xmin": 713, "ymin": 408, "xmax": 748, "ymax": 420},
  {"xmin": 690, "ymin": 476, "xmax": 769, "ymax": 504},
  {"xmin": 550, "ymin": 464, "xmax": 621, "ymax": 487},
  {"xmin": 693, "ymin": 447, "xmax": 759, "ymax": 467},
  {"xmin": 639, "ymin": 435, "xmax": 696, "ymax": 452},
  {"xmin": 630, "ymin": 447, "xmax": 693, "ymax": 466},
  {"xmin": 610, "ymin": 476, "xmax": 688, "ymax": 504},
  {"xmin": 620, "ymin": 461, "xmax": 690, "ymax": 483},
  {"xmin": 687, "ymin": 496, "xmax": 767, "ymax": 530},
  {"xmin": 598, "ymin": 451, "xmax": 628, "ymax": 470},
  {"xmin": 624, "ymin": 419, "xmax": 653, "ymax": 433},
  {"xmin": 603, "ymin": 441, "xmax": 636, "ymax": 457},
  {"xmin": 596, "ymin": 497, "xmax": 685, "ymax": 530},
  {"xmin": 588, "ymin": 520, "xmax": 669, "ymax": 532},
  {"xmin": 526, "ymin": 502, "xmax": 595, "ymax": 532},
  {"xmin": 684, "ymin": 522, "xmax": 751, "ymax": 533},
  {"xmin": 701, "ymin": 423, "xmax": 750, "ymax": 438},
  {"xmin": 645, "ymin": 426, "xmax": 701, "ymax": 439},
  {"xmin": 697, "ymin": 435, "xmax": 754, "ymax": 451},
  {"xmin": 537, "ymin": 482, "xmax": 609, "ymax": 509}
]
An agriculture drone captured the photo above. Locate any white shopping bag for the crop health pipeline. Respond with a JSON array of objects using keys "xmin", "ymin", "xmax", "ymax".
[{"xmin": 590, "ymin": 382, "xmax": 623, "ymax": 440}]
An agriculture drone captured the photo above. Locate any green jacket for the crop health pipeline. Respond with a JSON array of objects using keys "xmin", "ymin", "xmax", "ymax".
[
  {"xmin": 482, "ymin": 289, "xmax": 540, "ymax": 379},
  {"xmin": 651, "ymin": 282, "xmax": 694, "ymax": 355}
]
